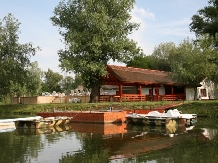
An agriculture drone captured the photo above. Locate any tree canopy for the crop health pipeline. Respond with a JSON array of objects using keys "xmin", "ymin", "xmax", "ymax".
[
  {"xmin": 51, "ymin": 0, "xmax": 141, "ymax": 102},
  {"xmin": 42, "ymin": 69, "xmax": 63, "ymax": 93},
  {"xmin": 0, "ymin": 13, "xmax": 40, "ymax": 101},
  {"xmin": 190, "ymin": 0, "xmax": 218, "ymax": 41},
  {"xmin": 125, "ymin": 42, "xmax": 176, "ymax": 72}
]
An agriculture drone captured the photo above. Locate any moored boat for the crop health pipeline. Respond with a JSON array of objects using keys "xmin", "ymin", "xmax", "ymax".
[
  {"xmin": 14, "ymin": 116, "xmax": 71, "ymax": 129},
  {"xmin": 126, "ymin": 109, "xmax": 197, "ymax": 126},
  {"xmin": 55, "ymin": 116, "xmax": 71, "ymax": 126},
  {"xmin": 0, "ymin": 116, "xmax": 71, "ymax": 129},
  {"xmin": 0, "ymin": 119, "xmax": 16, "ymax": 132}
]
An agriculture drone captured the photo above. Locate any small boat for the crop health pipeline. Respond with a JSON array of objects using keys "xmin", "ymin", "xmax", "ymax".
[
  {"xmin": 0, "ymin": 119, "xmax": 16, "ymax": 132},
  {"xmin": 126, "ymin": 109, "xmax": 197, "ymax": 126},
  {"xmin": 0, "ymin": 119, "xmax": 15, "ymax": 126},
  {"xmin": 55, "ymin": 116, "xmax": 71, "ymax": 125},
  {"xmin": 0, "ymin": 116, "xmax": 71, "ymax": 129},
  {"xmin": 14, "ymin": 116, "xmax": 71, "ymax": 129}
]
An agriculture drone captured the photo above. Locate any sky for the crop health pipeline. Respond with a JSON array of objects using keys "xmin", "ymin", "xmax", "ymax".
[{"xmin": 0, "ymin": 0, "xmax": 209, "ymax": 76}]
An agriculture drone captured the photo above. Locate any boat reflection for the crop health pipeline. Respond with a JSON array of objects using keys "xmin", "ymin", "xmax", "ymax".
[
  {"xmin": 109, "ymin": 125, "xmax": 201, "ymax": 160},
  {"xmin": 199, "ymin": 128, "xmax": 218, "ymax": 140},
  {"xmin": 0, "ymin": 126, "xmax": 16, "ymax": 133},
  {"xmin": 125, "ymin": 124, "xmax": 195, "ymax": 137},
  {"xmin": 15, "ymin": 125, "xmax": 71, "ymax": 136}
]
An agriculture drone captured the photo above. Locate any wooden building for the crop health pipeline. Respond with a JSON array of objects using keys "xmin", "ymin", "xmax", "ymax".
[{"xmin": 99, "ymin": 65, "xmax": 196, "ymax": 102}]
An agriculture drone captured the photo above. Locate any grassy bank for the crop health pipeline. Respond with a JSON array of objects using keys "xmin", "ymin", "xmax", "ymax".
[
  {"xmin": 0, "ymin": 101, "xmax": 171, "ymax": 114},
  {"xmin": 0, "ymin": 100, "xmax": 218, "ymax": 118},
  {"xmin": 176, "ymin": 100, "xmax": 218, "ymax": 118}
]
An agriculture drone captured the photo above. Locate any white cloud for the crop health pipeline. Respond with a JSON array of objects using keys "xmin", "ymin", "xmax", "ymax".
[
  {"xmin": 128, "ymin": 5, "xmax": 156, "ymax": 54},
  {"xmin": 132, "ymin": 6, "xmax": 155, "ymax": 21}
]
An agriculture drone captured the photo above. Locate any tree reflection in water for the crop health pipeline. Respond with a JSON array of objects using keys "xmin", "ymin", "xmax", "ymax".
[{"xmin": 0, "ymin": 118, "xmax": 217, "ymax": 163}]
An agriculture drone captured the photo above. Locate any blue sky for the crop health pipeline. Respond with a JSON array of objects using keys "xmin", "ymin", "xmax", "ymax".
[{"xmin": 0, "ymin": 0, "xmax": 209, "ymax": 75}]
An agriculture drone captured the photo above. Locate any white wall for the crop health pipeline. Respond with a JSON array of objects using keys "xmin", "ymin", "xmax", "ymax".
[
  {"xmin": 142, "ymin": 87, "xmax": 149, "ymax": 95},
  {"xmin": 159, "ymin": 86, "xmax": 165, "ymax": 95},
  {"xmin": 197, "ymin": 79, "xmax": 217, "ymax": 100},
  {"xmin": 186, "ymin": 88, "xmax": 195, "ymax": 101},
  {"xmin": 142, "ymin": 86, "xmax": 165, "ymax": 95}
]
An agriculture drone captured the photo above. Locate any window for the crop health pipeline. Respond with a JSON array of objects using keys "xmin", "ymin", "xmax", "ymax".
[{"xmin": 200, "ymin": 89, "xmax": 207, "ymax": 97}]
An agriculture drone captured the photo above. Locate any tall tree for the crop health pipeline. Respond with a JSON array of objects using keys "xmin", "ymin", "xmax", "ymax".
[
  {"xmin": 42, "ymin": 69, "xmax": 63, "ymax": 93},
  {"xmin": 170, "ymin": 37, "xmax": 215, "ymax": 99},
  {"xmin": 51, "ymin": 0, "xmax": 141, "ymax": 102},
  {"xmin": 190, "ymin": 0, "xmax": 218, "ymax": 43},
  {"xmin": 125, "ymin": 54, "xmax": 151, "ymax": 69},
  {"xmin": 25, "ymin": 61, "xmax": 43, "ymax": 96},
  {"xmin": 151, "ymin": 42, "xmax": 176, "ymax": 71},
  {"xmin": 61, "ymin": 76, "xmax": 74, "ymax": 95},
  {"xmin": 10, "ymin": 61, "xmax": 43, "ymax": 97},
  {"xmin": 0, "ymin": 13, "xmax": 39, "ymax": 101},
  {"xmin": 125, "ymin": 42, "xmax": 176, "ymax": 71}
]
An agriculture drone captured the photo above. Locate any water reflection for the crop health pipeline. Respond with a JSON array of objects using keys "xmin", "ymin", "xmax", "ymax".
[
  {"xmin": 15, "ymin": 125, "xmax": 71, "ymax": 136},
  {"xmin": 0, "ymin": 119, "xmax": 217, "ymax": 163},
  {"xmin": 201, "ymin": 128, "xmax": 218, "ymax": 140}
]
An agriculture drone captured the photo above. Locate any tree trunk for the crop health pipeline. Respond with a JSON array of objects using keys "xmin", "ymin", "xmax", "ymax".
[{"xmin": 89, "ymin": 84, "xmax": 99, "ymax": 103}]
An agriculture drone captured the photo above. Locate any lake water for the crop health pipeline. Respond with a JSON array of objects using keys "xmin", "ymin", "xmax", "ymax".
[{"xmin": 0, "ymin": 117, "xmax": 218, "ymax": 163}]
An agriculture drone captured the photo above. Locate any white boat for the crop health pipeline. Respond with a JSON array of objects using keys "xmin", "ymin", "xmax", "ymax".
[
  {"xmin": 0, "ymin": 119, "xmax": 16, "ymax": 133},
  {"xmin": 0, "ymin": 116, "xmax": 71, "ymax": 129},
  {"xmin": 126, "ymin": 109, "xmax": 197, "ymax": 126}
]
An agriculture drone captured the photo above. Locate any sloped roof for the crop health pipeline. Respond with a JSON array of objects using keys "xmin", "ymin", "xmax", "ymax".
[{"xmin": 105, "ymin": 65, "xmax": 179, "ymax": 85}]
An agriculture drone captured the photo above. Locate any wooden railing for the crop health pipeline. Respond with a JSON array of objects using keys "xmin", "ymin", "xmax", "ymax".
[
  {"xmin": 141, "ymin": 94, "xmax": 185, "ymax": 101},
  {"xmin": 162, "ymin": 94, "xmax": 185, "ymax": 101},
  {"xmin": 99, "ymin": 94, "xmax": 146, "ymax": 102},
  {"xmin": 121, "ymin": 94, "xmax": 146, "ymax": 102},
  {"xmin": 99, "ymin": 95, "xmax": 111, "ymax": 102},
  {"xmin": 99, "ymin": 94, "xmax": 185, "ymax": 102}
]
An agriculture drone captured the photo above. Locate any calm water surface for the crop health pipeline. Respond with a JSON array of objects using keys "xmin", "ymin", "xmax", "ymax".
[{"xmin": 0, "ymin": 116, "xmax": 218, "ymax": 163}]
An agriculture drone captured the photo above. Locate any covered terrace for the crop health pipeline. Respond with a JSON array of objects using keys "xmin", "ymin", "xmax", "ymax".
[{"xmin": 99, "ymin": 65, "xmax": 187, "ymax": 102}]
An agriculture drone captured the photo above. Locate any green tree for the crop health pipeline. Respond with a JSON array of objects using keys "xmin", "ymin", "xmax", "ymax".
[
  {"xmin": 51, "ymin": 0, "xmax": 141, "ymax": 102},
  {"xmin": 42, "ymin": 69, "xmax": 63, "ymax": 93},
  {"xmin": 151, "ymin": 42, "xmax": 176, "ymax": 71},
  {"xmin": 170, "ymin": 37, "xmax": 215, "ymax": 99},
  {"xmin": 25, "ymin": 61, "xmax": 43, "ymax": 96},
  {"xmin": 126, "ymin": 42, "xmax": 175, "ymax": 71},
  {"xmin": 10, "ymin": 61, "xmax": 43, "ymax": 97},
  {"xmin": 0, "ymin": 13, "xmax": 39, "ymax": 102},
  {"xmin": 71, "ymin": 74, "xmax": 83, "ymax": 90},
  {"xmin": 61, "ymin": 76, "xmax": 74, "ymax": 95},
  {"xmin": 125, "ymin": 54, "xmax": 153, "ymax": 69},
  {"xmin": 190, "ymin": 0, "xmax": 218, "ymax": 43}
]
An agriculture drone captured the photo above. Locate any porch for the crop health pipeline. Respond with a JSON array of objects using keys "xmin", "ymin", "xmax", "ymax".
[{"xmin": 99, "ymin": 65, "xmax": 192, "ymax": 102}]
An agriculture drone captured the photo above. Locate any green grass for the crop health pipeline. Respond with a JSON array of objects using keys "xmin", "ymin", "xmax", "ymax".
[{"xmin": 0, "ymin": 100, "xmax": 218, "ymax": 117}]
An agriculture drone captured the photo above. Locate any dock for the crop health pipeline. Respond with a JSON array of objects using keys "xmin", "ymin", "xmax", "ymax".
[{"xmin": 37, "ymin": 103, "xmax": 183, "ymax": 124}]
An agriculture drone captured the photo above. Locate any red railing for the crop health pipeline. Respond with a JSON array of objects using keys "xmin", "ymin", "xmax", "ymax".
[
  {"xmin": 121, "ymin": 94, "xmax": 146, "ymax": 102},
  {"xmin": 162, "ymin": 94, "xmax": 185, "ymax": 101},
  {"xmin": 99, "ymin": 94, "xmax": 185, "ymax": 102}
]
